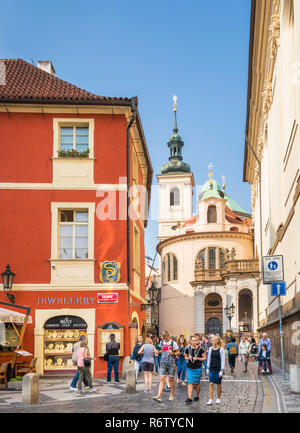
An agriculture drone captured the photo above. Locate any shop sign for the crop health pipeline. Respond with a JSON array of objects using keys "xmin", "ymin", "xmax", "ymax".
[
  {"xmin": 44, "ymin": 315, "xmax": 87, "ymax": 329},
  {"xmin": 97, "ymin": 293, "xmax": 118, "ymax": 304},
  {"xmin": 36, "ymin": 294, "xmax": 119, "ymax": 305}
]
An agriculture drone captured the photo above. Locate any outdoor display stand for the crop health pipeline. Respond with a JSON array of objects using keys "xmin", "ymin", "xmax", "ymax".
[
  {"xmin": 98, "ymin": 321, "xmax": 124, "ymax": 357},
  {"xmin": 0, "ymin": 301, "xmax": 32, "ymax": 381}
]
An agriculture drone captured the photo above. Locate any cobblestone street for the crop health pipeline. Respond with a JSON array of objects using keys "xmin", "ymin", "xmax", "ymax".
[{"xmin": 1, "ymin": 360, "xmax": 298, "ymax": 414}]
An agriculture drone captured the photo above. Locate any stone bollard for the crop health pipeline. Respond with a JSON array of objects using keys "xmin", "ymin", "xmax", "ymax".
[
  {"xmin": 121, "ymin": 356, "xmax": 131, "ymax": 379},
  {"xmin": 22, "ymin": 373, "xmax": 39, "ymax": 404},
  {"xmin": 290, "ymin": 364, "xmax": 300, "ymax": 394},
  {"xmin": 126, "ymin": 367, "xmax": 136, "ymax": 394}
]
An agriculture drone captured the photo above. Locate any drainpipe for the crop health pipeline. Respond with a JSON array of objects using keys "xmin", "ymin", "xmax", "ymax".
[
  {"xmin": 245, "ymin": 133, "xmax": 262, "ymax": 335},
  {"xmin": 127, "ymin": 97, "xmax": 138, "ymax": 327}
]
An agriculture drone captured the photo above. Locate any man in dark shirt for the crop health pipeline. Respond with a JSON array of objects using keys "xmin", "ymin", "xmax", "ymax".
[{"xmin": 106, "ymin": 334, "xmax": 120, "ymax": 383}]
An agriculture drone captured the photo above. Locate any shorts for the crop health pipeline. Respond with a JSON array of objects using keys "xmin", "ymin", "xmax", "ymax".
[
  {"xmin": 209, "ymin": 370, "xmax": 222, "ymax": 384},
  {"xmin": 159, "ymin": 362, "xmax": 176, "ymax": 377},
  {"xmin": 186, "ymin": 367, "xmax": 202, "ymax": 384},
  {"xmin": 142, "ymin": 361, "xmax": 154, "ymax": 372}
]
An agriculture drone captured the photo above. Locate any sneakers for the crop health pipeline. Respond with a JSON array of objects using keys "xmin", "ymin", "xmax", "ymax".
[
  {"xmin": 153, "ymin": 395, "xmax": 162, "ymax": 403},
  {"xmin": 185, "ymin": 398, "xmax": 192, "ymax": 405},
  {"xmin": 193, "ymin": 397, "xmax": 199, "ymax": 401},
  {"xmin": 177, "ymin": 378, "xmax": 181, "ymax": 384},
  {"xmin": 75, "ymin": 389, "xmax": 83, "ymax": 396},
  {"xmin": 206, "ymin": 399, "xmax": 213, "ymax": 405},
  {"xmin": 69, "ymin": 386, "xmax": 77, "ymax": 392},
  {"xmin": 215, "ymin": 398, "xmax": 221, "ymax": 404},
  {"xmin": 163, "ymin": 386, "xmax": 171, "ymax": 392},
  {"xmin": 168, "ymin": 394, "xmax": 175, "ymax": 401},
  {"xmin": 88, "ymin": 387, "xmax": 97, "ymax": 392},
  {"xmin": 261, "ymin": 369, "xmax": 265, "ymax": 373},
  {"xmin": 182, "ymin": 381, "xmax": 186, "ymax": 386},
  {"xmin": 266, "ymin": 369, "xmax": 270, "ymax": 373}
]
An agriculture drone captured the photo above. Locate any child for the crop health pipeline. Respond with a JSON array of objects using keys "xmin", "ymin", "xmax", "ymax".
[{"xmin": 259, "ymin": 344, "xmax": 271, "ymax": 373}]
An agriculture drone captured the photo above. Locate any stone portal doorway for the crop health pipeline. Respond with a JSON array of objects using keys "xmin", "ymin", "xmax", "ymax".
[{"xmin": 205, "ymin": 293, "xmax": 223, "ymax": 335}]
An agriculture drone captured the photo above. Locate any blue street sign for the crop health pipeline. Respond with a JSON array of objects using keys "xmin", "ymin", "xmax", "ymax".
[{"xmin": 271, "ymin": 281, "xmax": 286, "ymax": 296}]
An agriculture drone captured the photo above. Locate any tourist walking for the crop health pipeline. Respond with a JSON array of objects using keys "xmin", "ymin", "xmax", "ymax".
[
  {"xmin": 206, "ymin": 335, "xmax": 225, "ymax": 405},
  {"xmin": 106, "ymin": 333, "xmax": 121, "ymax": 383},
  {"xmin": 153, "ymin": 330, "xmax": 179, "ymax": 403},
  {"xmin": 70, "ymin": 334, "xmax": 88, "ymax": 391},
  {"xmin": 250, "ymin": 337, "xmax": 258, "ymax": 359},
  {"xmin": 184, "ymin": 336, "xmax": 206, "ymax": 405},
  {"xmin": 138, "ymin": 337, "xmax": 157, "ymax": 392},
  {"xmin": 176, "ymin": 335, "xmax": 187, "ymax": 384},
  {"xmin": 154, "ymin": 336, "xmax": 161, "ymax": 376},
  {"xmin": 239, "ymin": 335, "xmax": 251, "ymax": 372},
  {"xmin": 130, "ymin": 335, "xmax": 144, "ymax": 381},
  {"xmin": 76, "ymin": 340, "xmax": 96, "ymax": 395},
  {"xmin": 226, "ymin": 336, "xmax": 239, "ymax": 373},
  {"xmin": 201, "ymin": 335, "xmax": 211, "ymax": 377}
]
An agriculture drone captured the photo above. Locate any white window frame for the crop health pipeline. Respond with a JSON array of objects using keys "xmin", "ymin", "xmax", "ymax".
[
  {"xmin": 59, "ymin": 210, "xmax": 89, "ymax": 260},
  {"xmin": 51, "ymin": 202, "xmax": 95, "ymax": 260},
  {"xmin": 53, "ymin": 118, "xmax": 95, "ymax": 158}
]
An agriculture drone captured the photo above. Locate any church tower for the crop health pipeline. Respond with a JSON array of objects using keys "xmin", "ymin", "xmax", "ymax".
[{"xmin": 157, "ymin": 96, "xmax": 194, "ymax": 241}]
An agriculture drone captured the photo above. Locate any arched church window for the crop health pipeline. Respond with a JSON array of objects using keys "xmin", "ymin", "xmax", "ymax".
[
  {"xmin": 207, "ymin": 205, "xmax": 217, "ymax": 223},
  {"xmin": 208, "ymin": 248, "xmax": 216, "ymax": 269},
  {"xmin": 163, "ymin": 253, "xmax": 178, "ymax": 283},
  {"xmin": 219, "ymin": 249, "xmax": 225, "ymax": 269},
  {"xmin": 170, "ymin": 187, "xmax": 180, "ymax": 206},
  {"xmin": 230, "ymin": 226, "xmax": 239, "ymax": 232}
]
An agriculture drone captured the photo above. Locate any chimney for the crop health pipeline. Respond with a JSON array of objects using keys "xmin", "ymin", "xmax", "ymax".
[{"xmin": 37, "ymin": 60, "xmax": 56, "ymax": 76}]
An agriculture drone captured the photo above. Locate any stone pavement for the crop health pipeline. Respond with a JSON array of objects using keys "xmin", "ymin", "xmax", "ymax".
[{"xmin": 0, "ymin": 359, "xmax": 298, "ymax": 413}]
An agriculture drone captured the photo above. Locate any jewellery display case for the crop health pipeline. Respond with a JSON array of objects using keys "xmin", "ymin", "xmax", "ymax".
[
  {"xmin": 97, "ymin": 322, "xmax": 124, "ymax": 357},
  {"xmin": 43, "ymin": 316, "xmax": 88, "ymax": 373}
]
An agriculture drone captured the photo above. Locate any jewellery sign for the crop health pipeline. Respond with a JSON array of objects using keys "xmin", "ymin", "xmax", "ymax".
[{"xmin": 262, "ymin": 255, "xmax": 284, "ymax": 284}]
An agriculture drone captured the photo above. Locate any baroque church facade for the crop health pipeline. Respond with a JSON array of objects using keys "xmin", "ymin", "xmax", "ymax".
[{"xmin": 157, "ymin": 99, "xmax": 260, "ymax": 338}]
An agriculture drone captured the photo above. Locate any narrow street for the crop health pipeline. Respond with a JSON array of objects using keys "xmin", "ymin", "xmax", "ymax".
[{"xmin": 0, "ymin": 361, "xmax": 298, "ymax": 414}]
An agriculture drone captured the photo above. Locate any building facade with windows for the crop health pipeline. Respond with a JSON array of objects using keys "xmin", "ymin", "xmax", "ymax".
[
  {"xmin": 157, "ymin": 102, "xmax": 259, "ymax": 337},
  {"xmin": 0, "ymin": 59, "xmax": 152, "ymax": 376},
  {"xmin": 244, "ymin": 0, "xmax": 300, "ymax": 369}
]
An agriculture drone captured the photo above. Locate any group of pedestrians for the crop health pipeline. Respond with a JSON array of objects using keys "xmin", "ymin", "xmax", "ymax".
[{"xmin": 67, "ymin": 330, "xmax": 272, "ymax": 402}]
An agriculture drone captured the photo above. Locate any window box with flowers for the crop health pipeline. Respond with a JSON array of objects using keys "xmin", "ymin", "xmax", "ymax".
[{"xmin": 57, "ymin": 148, "xmax": 90, "ymax": 158}]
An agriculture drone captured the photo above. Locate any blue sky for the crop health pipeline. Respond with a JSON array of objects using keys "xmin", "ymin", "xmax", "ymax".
[{"xmin": 1, "ymin": 0, "xmax": 251, "ymax": 264}]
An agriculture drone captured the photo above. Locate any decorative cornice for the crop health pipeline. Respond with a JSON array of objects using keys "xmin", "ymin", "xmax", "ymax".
[{"xmin": 157, "ymin": 231, "xmax": 253, "ymax": 254}]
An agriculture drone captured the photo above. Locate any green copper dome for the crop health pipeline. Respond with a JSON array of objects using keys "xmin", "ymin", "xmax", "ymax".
[{"xmin": 198, "ymin": 174, "xmax": 248, "ymax": 215}]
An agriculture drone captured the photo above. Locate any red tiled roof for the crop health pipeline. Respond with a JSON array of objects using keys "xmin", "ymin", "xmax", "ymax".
[
  {"xmin": 182, "ymin": 215, "xmax": 198, "ymax": 228},
  {"xmin": 0, "ymin": 59, "xmax": 132, "ymax": 105}
]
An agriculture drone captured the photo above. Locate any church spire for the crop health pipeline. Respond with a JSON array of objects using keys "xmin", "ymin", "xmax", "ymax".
[{"xmin": 160, "ymin": 95, "xmax": 191, "ymax": 174}]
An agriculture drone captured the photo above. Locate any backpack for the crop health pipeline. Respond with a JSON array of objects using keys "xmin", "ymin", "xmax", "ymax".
[
  {"xmin": 229, "ymin": 344, "xmax": 238, "ymax": 355},
  {"xmin": 134, "ymin": 343, "xmax": 143, "ymax": 361}
]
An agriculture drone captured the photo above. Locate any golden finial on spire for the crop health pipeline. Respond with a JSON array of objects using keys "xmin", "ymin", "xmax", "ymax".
[
  {"xmin": 222, "ymin": 174, "xmax": 226, "ymax": 191},
  {"xmin": 208, "ymin": 162, "xmax": 213, "ymax": 185},
  {"xmin": 173, "ymin": 95, "xmax": 177, "ymax": 112}
]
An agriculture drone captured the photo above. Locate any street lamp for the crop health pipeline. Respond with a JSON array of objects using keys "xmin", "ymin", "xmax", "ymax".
[
  {"xmin": 1, "ymin": 264, "xmax": 16, "ymax": 303},
  {"xmin": 141, "ymin": 279, "xmax": 160, "ymax": 335},
  {"xmin": 224, "ymin": 303, "xmax": 235, "ymax": 331}
]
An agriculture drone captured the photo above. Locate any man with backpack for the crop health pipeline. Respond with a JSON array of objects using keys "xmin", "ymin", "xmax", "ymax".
[
  {"xmin": 130, "ymin": 335, "xmax": 144, "ymax": 382},
  {"xmin": 226, "ymin": 336, "xmax": 239, "ymax": 373},
  {"xmin": 153, "ymin": 330, "xmax": 180, "ymax": 403}
]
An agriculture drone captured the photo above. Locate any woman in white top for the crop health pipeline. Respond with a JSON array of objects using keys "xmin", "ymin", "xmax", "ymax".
[{"xmin": 239, "ymin": 336, "xmax": 251, "ymax": 372}]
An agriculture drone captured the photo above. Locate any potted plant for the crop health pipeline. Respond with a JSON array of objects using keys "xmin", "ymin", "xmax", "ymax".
[
  {"xmin": 57, "ymin": 149, "xmax": 90, "ymax": 158},
  {"xmin": 8, "ymin": 376, "xmax": 23, "ymax": 390}
]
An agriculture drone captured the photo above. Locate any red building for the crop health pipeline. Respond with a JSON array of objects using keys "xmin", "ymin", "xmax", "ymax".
[{"xmin": 0, "ymin": 59, "xmax": 152, "ymax": 377}]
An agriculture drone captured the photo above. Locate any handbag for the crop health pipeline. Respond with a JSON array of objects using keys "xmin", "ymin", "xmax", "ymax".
[
  {"xmin": 104, "ymin": 341, "xmax": 114, "ymax": 362},
  {"xmin": 84, "ymin": 348, "xmax": 91, "ymax": 367}
]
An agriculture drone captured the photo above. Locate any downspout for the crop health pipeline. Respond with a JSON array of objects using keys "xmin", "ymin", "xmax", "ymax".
[
  {"xmin": 127, "ymin": 97, "xmax": 138, "ymax": 328},
  {"xmin": 245, "ymin": 133, "xmax": 262, "ymax": 336}
]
